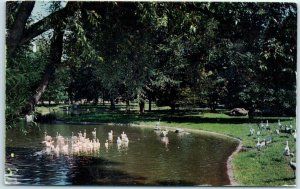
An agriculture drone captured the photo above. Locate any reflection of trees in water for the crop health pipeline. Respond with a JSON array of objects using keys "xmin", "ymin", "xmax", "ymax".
[{"xmin": 66, "ymin": 156, "xmax": 147, "ymax": 185}]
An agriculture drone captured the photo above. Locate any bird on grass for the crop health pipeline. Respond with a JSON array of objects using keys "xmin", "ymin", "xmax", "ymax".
[
  {"xmin": 256, "ymin": 138, "xmax": 261, "ymax": 151},
  {"xmin": 293, "ymin": 130, "xmax": 296, "ymax": 141},
  {"xmin": 289, "ymin": 158, "xmax": 296, "ymax": 179},
  {"xmin": 249, "ymin": 128, "xmax": 255, "ymax": 136},
  {"xmin": 283, "ymin": 141, "xmax": 290, "ymax": 156},
  {"xmin": 266, "ymin": 137, "xmax": 272, "ymax": 145},
  {"xmin": 257, "ymin": 131, "xmax": 261, "ymax": 136}
]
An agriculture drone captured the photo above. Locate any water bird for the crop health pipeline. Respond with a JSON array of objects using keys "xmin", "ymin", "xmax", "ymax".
[
  {"xmin": 256, "ymin": 138, "xmax": 261, "ymax": 151},
  {"xmin": 275, "ymin": 129, "xmax": 280, "ymax": 135},
  {"xmin": 25, "ymin": 114, "xmax": 34, "ymax": 123},
  {"xmin": 289, "ymin": 158, "xmax": 296, "ymax": 178},
  {"xmin": 266, "ymin": 137, "xmax": 272, "ymax": 145},
  {"xmin": 83, "ymin": 129, "xmax": 87, "ymax": 139},
  {"xmin": 42, "ymin": 139, "xmax": 54, "ymax": 148},
  {"xmin": 62, "ymin": 138, "xmax": 69, "ymax": 154},
  {"xmin": 71, "ymin": 132, "xmax": 78, "ymax": 142},
  {"xmin": 249, "ymin": 128, "xmax": 255, "ymax": 136},
  {"xmin": 154, "ymin": 119, "xmax": 161, "ymax": 130},
  {"xmin": 260, "ymin": 139, "xmax": 266, "ymax": 147},
  {"xmin": 92, "ymin": 128, "xmax": 97, "ymax": 139},
  {"xmin": 161, "ymin": 128, "xmax": 169, "ymax": 137},
  {"xmin": 278, "ymin": 119, "xmax": 282, "ymax": 127},
  {"xmin": 256, "ymin": 131, "xmax": 261, "ymax": 136},
  {"xmin": 78, "ymin": 131, "xmax": 83, "ymax": 138},
  {"xmin": 105, "ymin": 140, "xmax": 109, "ymax": 149},
  {"xmin": 121, "ymin": 131, "xmax": 127, "ymax": 140},
  {"xmin": 283, "ymin": 141, "xmax": 290, "ymax": 156},
  {"xmin": 266, "ymin": 120, "xmax": 270, "ymax": 130},
  {"xmin": 44, "ymin": 132, "xmax": 52, "ymax": 142},
  {"xmin": 108, "ymin": 130, "xmax": 113, "ymax": 141},
  {"xmin": 117, "ymin": 137, "xmax": 122, "ymax": 145}
]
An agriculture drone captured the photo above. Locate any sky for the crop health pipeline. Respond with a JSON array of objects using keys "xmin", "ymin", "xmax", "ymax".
[{"xmin": 30, "ymin": 1, "xmax": 67, "ymax": 23}]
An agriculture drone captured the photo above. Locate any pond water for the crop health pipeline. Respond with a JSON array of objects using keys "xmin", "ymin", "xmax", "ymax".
[{"xmin": 5, "ymin": 123, "xmax": 238, "ymax": 186}]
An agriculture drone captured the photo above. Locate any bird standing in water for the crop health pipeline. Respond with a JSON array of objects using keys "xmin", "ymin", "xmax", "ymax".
[{"xmin": 92, "ymin": 128, "xmax": 96, "ymax": 139}]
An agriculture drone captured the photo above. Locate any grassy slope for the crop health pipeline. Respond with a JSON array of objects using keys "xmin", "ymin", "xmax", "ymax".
[{"xmin": 36, "ymin": 104, "xmax": 296, "ymax": 186}]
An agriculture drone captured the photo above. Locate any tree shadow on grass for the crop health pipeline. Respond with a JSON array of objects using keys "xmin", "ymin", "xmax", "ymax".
[{"xmin": 263, "ymin": 176, "xmax": 296, "ymax": 184}]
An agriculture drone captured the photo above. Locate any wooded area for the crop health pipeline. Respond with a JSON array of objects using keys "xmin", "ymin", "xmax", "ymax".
[{"xmin": 6, "ymin": 1, "xmax": 296, "ymax": 127}]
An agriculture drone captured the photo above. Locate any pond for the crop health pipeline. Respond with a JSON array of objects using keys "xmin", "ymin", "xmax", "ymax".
[{"xmin": 5, "ymin": 123, "xmax": 238, "ymax": 186}]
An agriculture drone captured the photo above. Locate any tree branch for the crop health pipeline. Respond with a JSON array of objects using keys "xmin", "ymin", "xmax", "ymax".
[{"xmin": 6, "ymin": 1, "xmax": 35, "ymax": 58}]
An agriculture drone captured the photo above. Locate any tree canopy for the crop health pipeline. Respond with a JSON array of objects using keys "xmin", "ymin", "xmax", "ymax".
[{"xmin": 6, "ymin": 1, "xmax": 297, "ymax": 126}]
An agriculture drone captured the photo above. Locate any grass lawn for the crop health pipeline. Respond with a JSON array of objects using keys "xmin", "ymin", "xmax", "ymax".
[{"xmin": 36, "ymin": 103, "xmax": 296, "ymax": 186}]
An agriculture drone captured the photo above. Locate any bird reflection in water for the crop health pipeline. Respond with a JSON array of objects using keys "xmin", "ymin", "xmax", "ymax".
[{"xmin": 161, "ymin": 136, "xmax": 169, "ymax": 151}]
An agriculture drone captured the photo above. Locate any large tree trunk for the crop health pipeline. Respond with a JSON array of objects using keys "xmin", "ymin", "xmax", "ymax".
[
  {"xmin": 126, "ymin": 99, "xmax": 130, "ymax": 112},
  {"xmin": 110, "ymin": 97, "xmax": 116, "ymax": 110},
  {"xmin": 148, "ymin": 98, "xmax": 152, "ymax": 111},
  {"xmin": 6, "ymin": 1, "xmax": 35, "ymax": 58},
  {"xmin": 139, "ymin": 99, "xmax": 145, "ymax": 114},
  {"xmin": 23, "ymin": 29, "xmax": 64, "ymax": 114}
]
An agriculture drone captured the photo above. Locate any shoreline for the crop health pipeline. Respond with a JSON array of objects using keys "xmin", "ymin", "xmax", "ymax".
[{"xmin": 61, "ymin": 120, "xmax": 242, "ymax": 186}]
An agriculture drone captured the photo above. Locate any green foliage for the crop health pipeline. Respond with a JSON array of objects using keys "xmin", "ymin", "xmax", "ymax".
[{"xmin": 6, "ymin": 40, "xmax": 49, "ymax": 126}]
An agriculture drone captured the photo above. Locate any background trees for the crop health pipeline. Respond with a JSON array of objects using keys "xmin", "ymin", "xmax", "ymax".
[{"xmin": 6, "ymin": 2, "xmax": 296, "ymax": 126}]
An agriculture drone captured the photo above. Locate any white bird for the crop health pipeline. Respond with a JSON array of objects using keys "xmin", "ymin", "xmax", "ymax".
[
  {"xmin": 289, "ymin": 158, "xmax": 296, "ymax": 178},
  {"xmin": 260, "ymin": 121, "xmax": 265, "ymax": 129},
  {"xmin": 42, "ymin": 140, "xmax": 54, "ymax": 147},
  {"xmin": 78, "ymin": 131, "xmax": 83, "ymax": 138},
  {"xmin": 283, "ymin": 141, "xmax": 290, "ymax": 156},
  {"xmin": 71, "ymin": 132, "xmax": 78, "ymax": 142},
  {"xmin": 54, "ymin": 144, "xmax": 60, "ymax": 155},
  {"xmin": 278, "ymin": 119, "xmax": 282, "ymax": 127},
  {"xmin": 117, "ymin": 137, "xmax": 122, "ymax": 145},
  {"xmin": 92, "ymin": 128, "xmax": 96, "ymax": 139},
  {"xmin": 62, "ymin": 138, "xmax": 69, "ymax": 154},
  {"xmin": 260, "ymin": 139, "xmax": 266, "ymax": 147},
  {"xmin": 25, "ymin": 114, "xmax": 34, "ymax": 123},
  {"xmin": 155, "ymin": 119, "xmax": 161, "ymax": 130},
  {"xmin": 156, "ymin": 119, "xmax": 161, "ymax": 127},
  {"xmin": 256, "ymin": 138, "xmax": 261, "ymax": 151},
  {"xmin": 266, "ymin": 137, "xmax": 272, "ymax": 145},
  {"xmin": 257, "ymin": 131, "xmax": 261, "ymax": 136},
  {"xmin": 83, "ymin": 129, "xmax": 87, "ymax": 139},
  {"xmin": 123, "ymin": 136, "xmax": 129, "ymax": 143},
  {"xmin": 105, "ymin": 140, "xmax": 109, "ymax": 149},
  {"xmin": 266, "ymin": 120, "xmax": 270, "ymax": 130},
  {"xmin": 44, "ymin": 132, "xmax": 52, "ymax": 142},
  {"xmin": 108, "ymin": 130, "xmax": 113, "ymax": 141},
  {"xmin": 250, "ymin": 128, "xmax": 255, "ymax": 135},
  {"xmin": 121, "ymin": 131, "xmax": 127, "ymax": 140},
  {"xmin": 161, "ymin": 128, "xmax": 169, "ymax": 137},
  {"xmin": 275, "ymin": 129, "xmax": 280, "ymax": 135}
]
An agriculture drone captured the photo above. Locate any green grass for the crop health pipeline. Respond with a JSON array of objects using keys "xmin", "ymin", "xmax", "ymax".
[{"xmin": 36, "ymin": 104, "xmax": 296, "ymax": 186}]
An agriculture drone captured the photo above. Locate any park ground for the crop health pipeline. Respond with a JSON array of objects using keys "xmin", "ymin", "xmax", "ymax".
[{"xmin": 36, "ymin": 102, "xmax": 296, "ymax": 186}]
